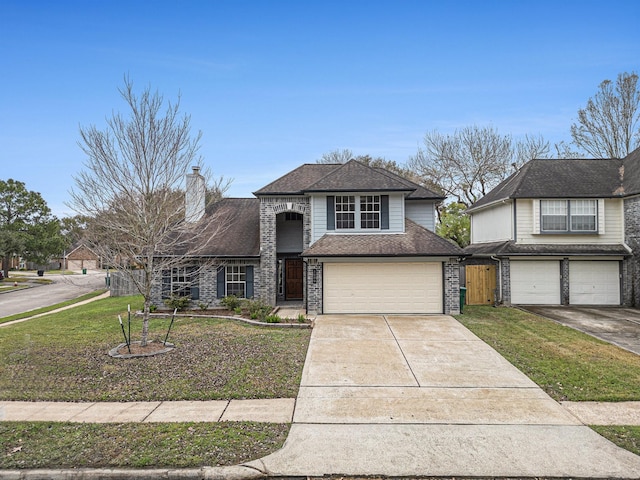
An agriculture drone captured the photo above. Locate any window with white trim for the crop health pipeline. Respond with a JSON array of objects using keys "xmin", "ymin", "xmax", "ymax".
[
  {"xmin": 335, "ymin": 195, "xmax": 355, "ymax": 229},
  {"xmin": 226, "ymin": 265, "xmax": 246, "ymax": 297},
  {"xmin": 360, "ymin": 195, "xmax": 380, "ymax": 229},
  {"xmin": 541, "ymin": 199, "xmax": 597, "ymax": 233},
  {"xmin": 163, "ymin": 266, "xmax": 198, "ymax": 299}
]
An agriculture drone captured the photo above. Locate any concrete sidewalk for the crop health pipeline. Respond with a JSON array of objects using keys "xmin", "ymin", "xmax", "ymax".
[
  {"xmin": 0, "ymin": 398, "xmax": 295, "ymax": 423},
  {"xmin": 245, "ymin": 314, "xmax": 640, "ymax": 478}
]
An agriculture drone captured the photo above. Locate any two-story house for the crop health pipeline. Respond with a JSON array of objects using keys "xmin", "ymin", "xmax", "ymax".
[
  {"xmin": 464, "ymin": 148, "xmax": 640, "ymax": 307},
  {"xmin": 152, "ymin": 160, "xmax": 463, "ymax": 315}
]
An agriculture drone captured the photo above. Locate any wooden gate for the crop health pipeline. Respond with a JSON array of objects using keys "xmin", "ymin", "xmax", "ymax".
[{"xmin": 465, "ymin": 265, "xmax": 496, "ymax": 305}]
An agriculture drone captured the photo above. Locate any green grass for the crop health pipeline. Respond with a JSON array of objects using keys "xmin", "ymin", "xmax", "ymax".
[
  {"xmin": 0, "ymin": 294, "xmax": 310, "ymax": 469},
  {"xmin": 456, "ymin": 306, "xmax": 640, "ymax": 402},
  {"xmin": 0, "ymin": 289, "xmax": 108, "ymax": 324},
  {"xmin": 0, "ymin": 421, "xmax": 289, "ymax": 469},
  {"xmin": 0, "ymin": 295, "xmax": 310, "ymax": 401},
  {"xmin": 592, "ymin": 426, "xmax": 640, "ymax": 456}
]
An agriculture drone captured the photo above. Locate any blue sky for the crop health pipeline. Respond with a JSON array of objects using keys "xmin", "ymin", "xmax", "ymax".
[{"xmin": 2, "ymin": 0, "xmax": 639, "ymax": 217}]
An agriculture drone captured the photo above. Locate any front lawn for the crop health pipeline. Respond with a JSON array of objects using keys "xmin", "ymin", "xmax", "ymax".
[
  {"xmin": 0, "ymin": 295, "xmax": 310, "ymax": 401},
  {"xmin": 457, "ymin": 306, "xmax": 640, "ymax": 458},
  {"xmin": 456, "ymin": 306, "xmax": 640, "ymax": 402}
]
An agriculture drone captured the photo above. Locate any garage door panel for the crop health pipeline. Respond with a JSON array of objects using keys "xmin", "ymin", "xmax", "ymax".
[
  {"xmin": 323, "ymin": 262, "xmax": 442, "ymax": 314},
  {"xmin": 570, "ymin": 261, "xmax": 620, "ymax": 305},
  {"xmin": 511, "ymin": 261, "xmax": 560, "ymax": 305}
]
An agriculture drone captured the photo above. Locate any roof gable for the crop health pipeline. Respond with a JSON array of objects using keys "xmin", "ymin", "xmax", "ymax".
[
  {"xmin": 304, "ymin": 160, "xmax": 415, "ymax": 193},
  {"xmin": 469, "ymin": 158, "xmax": 625, "ymax": 211}
]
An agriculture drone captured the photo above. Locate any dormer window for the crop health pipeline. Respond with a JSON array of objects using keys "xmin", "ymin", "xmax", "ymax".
[{"xmin": 541, "ymin": 199, "xmax": 597, "ymax": 233}]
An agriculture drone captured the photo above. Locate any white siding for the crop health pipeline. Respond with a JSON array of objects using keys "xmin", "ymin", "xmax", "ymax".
[
  {"xmin": 406, "ymin": 200, "xmax": 436, "ymax": 231},
  {"xmin": 516, "ymin": 198, "xmax": 624, "ymax": 244},
  {"xmin": 310, "ymin": 193, "xmax": 405, "ymax": 245},
  {"xmin": 470, "ymin": 202, "xmax": 513, "ymax": 243}
]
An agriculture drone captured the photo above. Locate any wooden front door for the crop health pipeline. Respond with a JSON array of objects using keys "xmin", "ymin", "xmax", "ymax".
[
  {"xmin": 465, "ymin": 265, "xmax": 497, "ymax": 305},
  {"xmin": 285, "ymin": 258, "xmax": 303, "ymax": 300}
]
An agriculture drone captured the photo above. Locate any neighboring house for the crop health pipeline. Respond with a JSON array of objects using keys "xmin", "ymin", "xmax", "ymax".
[
  {"xmin": 464, "ymin": 148, "xmax": 640, "ymax": 307},
  {"xmin": 151, "ymin": 160, "xmax": 464, "ymax": 314},
  {"xmin": 66, "ymin": 244, "xmax": 101, "ymax": 270}
]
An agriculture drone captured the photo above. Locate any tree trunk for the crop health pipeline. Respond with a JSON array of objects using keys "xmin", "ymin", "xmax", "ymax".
[{"xmin": 141, "ymin": 299, "xmax": 151, "ymax": 347}]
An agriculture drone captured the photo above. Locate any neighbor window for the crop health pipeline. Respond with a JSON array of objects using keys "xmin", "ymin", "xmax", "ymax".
[
  {"xmin": 360, "ymin": 195, "xmax": 380, "ymax": 229},
  {"xmin": 226, "ymin": 265, "xmax": 246, "ymax": 298},
  {"xmin": 335, "ymin": 195, "xmax": 355, "ymax": 229},
  {"xmin": 541, "ymin": 200, "xmax": 597, "ymax": 233}
]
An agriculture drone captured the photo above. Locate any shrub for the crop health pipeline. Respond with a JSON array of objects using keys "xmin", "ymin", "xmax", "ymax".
[
  {"xmin": 297, "ymin": 313, "xmax": 306, "ymax": 323},
  {"xmin": 234, "ymin": 307, "xmax": 242, "ymax": 315},
  {"xmin": 265, "ymin": 314, "xmax": 281, "ymax": 323},
  {"xmin": 220, "ymin": 295, "xmax": 241, "ymax": 310},
  {"xmin": 163, "ymin": 295, "xmax": 191, "ymax": 311},
  {"xmin": 246, "ymin": 298, "xmax": 272, "ymax": 321},
  {"xmin": 198, "ymin": 302, "xmax": 209, "ymax": 311}
]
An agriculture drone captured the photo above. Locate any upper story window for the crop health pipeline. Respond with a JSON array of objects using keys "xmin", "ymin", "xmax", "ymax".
[
  {"xmin": 327, "ymin": 194, "xmax": 389, "ymax": 231},
  {"xmin": 360, "ymin": 195, "xmax": 380, "ymax": 229},
  {"xmin": 335, "ymin": 195, "xmax": 355, "ymax": 229},
  {"xmin": 541, "ymin": 199, "xmax": 597, "ymax": 233}
]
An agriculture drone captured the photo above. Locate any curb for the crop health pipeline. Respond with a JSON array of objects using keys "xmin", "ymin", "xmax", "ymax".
[{"xmin": 0, "ymin": 464, "xmax": 267, "ymax": 480}]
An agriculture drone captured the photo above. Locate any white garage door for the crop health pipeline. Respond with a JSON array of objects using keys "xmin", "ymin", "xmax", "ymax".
[
  {"xmin": 570, "ymin": 261, "xmax": 620, "ymax": 305},
  {"xmin": 510, "ymin": 260, "xmax": 560, "ymax": 304},
  {"xmin": 323, "ymin": 262, "xmax": 443, "ymax": 314}
]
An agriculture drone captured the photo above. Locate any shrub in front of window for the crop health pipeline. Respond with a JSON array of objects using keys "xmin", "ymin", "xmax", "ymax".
[
  {"xmin": 163, "ymin": 294, "xmax": 191, "ymax": 311},
  {"xmin": 220, "ymin": 295, "xmax": 241, "ymax": 310}
]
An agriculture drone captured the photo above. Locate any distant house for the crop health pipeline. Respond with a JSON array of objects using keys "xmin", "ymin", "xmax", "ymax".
[
  {"xmin": 66, "ymin": 244, "xmax": 101, "ymax": 271},
  {"xmin": 150, "ymin": 161, "xmax": 464, "ymax": 315},
  {"xmin": 464, "ymin": 148, "xmax": 640, "ymax": 307}
]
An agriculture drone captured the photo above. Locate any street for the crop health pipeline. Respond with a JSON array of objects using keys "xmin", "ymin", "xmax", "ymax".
[{"xmin": 0, "ymin": 271, "xmax": 107, "ymax": 317}]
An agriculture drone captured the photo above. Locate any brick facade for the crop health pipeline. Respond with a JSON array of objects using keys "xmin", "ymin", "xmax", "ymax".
[
  {"xmin": 443, "ymin": 259, "xmax": 461, "ymax": 315},
  {"xmin": 258, "ymin": 196, "xmax": 311, "ymax": 306},
  {"xmin": 624, "ymin": 196, "xmax": 640, "ymax": 307}
]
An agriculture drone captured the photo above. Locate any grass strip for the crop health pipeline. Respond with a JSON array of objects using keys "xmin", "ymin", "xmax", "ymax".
[
  {"xmin": 0, "ymin": 289, "xmax": 108, "ymax": 324},
  {"xmin": 592, "ymin": 426, "xmax": 640, "ymax": 456},
  {"xmin": 456, "ymin": 306, "xmax": 640, "ymax": 402},
  {"xmin": 0, "ymin": 421, "xmax": 289, "ymax": 469}
]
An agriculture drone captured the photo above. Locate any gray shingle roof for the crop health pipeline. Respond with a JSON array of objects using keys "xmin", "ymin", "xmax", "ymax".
[
  {"xmin": 253, "ymin": 160, "xmax": 442, "ymax": 198},
  {"xmin": 195, "ymin": 198, "xmax": 260, "ymax": 257},
  {"xmin": 304, "ymin": 160, "xmax": 416, "ymax": 193},
  {"xmin": 463, "ymin": 240, "xmax": 630, "ymax": 257},
  {"xmin": 253, "ymin": 164, "xmax": 338, "ymax": 195},
  {"xmin": 301, "ymin": 219, "xmax": 462, "ymax": 257},
  {"xmin": 469, "ymin": 158, "xmax": 625, "ymax": 211}
]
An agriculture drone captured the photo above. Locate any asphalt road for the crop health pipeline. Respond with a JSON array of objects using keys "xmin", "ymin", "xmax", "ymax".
[{"xmin": 0, "ymin": 271, "xmax": 107, "ymax": 317}]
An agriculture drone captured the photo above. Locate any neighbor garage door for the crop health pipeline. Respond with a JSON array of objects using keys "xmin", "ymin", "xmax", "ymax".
[
  {"xmin": 510, "ymin": 260, "xmax": 560, "ymax": 304},
  {"xmin": 569, "ymin": 261, "xmax": 620, "ymax": 305},
  {"xmin": 323, "ymin": 262, "xmax": 442, "ymax": 314}
]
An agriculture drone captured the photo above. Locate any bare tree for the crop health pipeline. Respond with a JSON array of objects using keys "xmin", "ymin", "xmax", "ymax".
[
  {"xmin": 409, "ymin": 126, "xmax": 549, "ymax": 206},
  {"xmin": 571, "ymin": 72, "xmax": 640, "ymax": 158},
  {"xmin": 69, "ymin": 78, "xmax": 229, "ymax": 346},
  {"xmin": 317, "ymin": 148, "xmax": 354, "ymax": 164}
]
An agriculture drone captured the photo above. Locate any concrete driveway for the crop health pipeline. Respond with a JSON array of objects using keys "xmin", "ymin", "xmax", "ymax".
[
  {"xmin": 247, "ymin": 314, "xmax": 640, "ymax": 478},
  {"xmin": 521, "ymin": 306, "xmax": 640, "ymax": 355},
  {"xmin": 0, "ymin": 271, "xmax": 106, "ymax": 318}
]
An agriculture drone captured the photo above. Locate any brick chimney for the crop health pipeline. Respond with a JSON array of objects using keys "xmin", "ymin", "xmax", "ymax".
[{"xmin": 185, "ymin": 166, "xmax": 205, "ymax": 222}]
